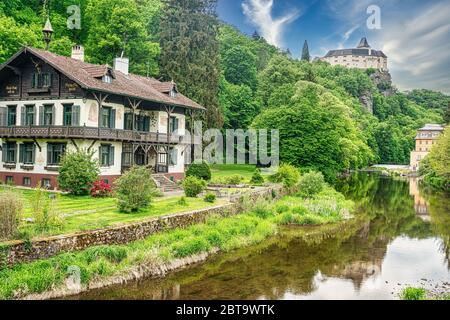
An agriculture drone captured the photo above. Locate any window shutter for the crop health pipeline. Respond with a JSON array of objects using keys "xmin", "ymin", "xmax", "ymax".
[
  {"xmin": 72, "ymin": 105, "xmax": 80, "ymax": 126},
  {"xmin": 2, "ymin": 144, "xmax": 6, "ymax": 162},
  {"xmin": 20, "ymin": 106, "xmax": 25, "ymax": 126},
  {"xmin": 170, "ymin": 148, "xmax": 178, "ymax": 166},
  {"xmin": 32, "ymin": 73, "xmax": 37, "ymax": 88},
  {"xmin": 39, "ymin": 106, "xmax": 44, "ymax": 125},
  {"xmin": 144, "ymin": 116, "xmax": 150, "ymax": 132},
  {"xmin": 32, "ymin": 105, "xmax": 36, "ymax": 125},
  {"xmin": 19, "ymin": 144, "xmax": 25, "ymax": 163},
  {"xmin": 52, "ymin": 105, "xmax": 56, "ymax": 125},
  {"xmin": 109, "ymin": 146, "xmax": 115, "ymax": 166},
  {"xmin": 99, "ymin": 146, "xmax": 102, "ymax": 165},
  {"xmin": 110, "ymin": 109, "xmax": 116, "ymax": 129},
  {"xmin": 32, "ymin": 144, "xmax": 36, "ymax": 163},
  {"xmin": 175, "ymin": 118, "xmax": 179, "ymax": 131},
  {"xmin": 0, "ymin": 107, "xmax": 6, "ymax": 126},
  {"xmin": 47, "ymin": 144, "xmax": 52, "ymax": 165}
]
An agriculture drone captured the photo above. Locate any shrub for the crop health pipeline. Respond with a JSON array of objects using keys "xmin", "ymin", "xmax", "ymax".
[
  {"xmin": 252, "ymin": 201, "xmax": 273, "ymax": 219},
  {"xmin": 90, "ymin": 180, "xmax": 112, "ymax": 198},
  {"xmin": 31, "ymin": 183, "xmax": 64, "ymax": 232},
  {"xmin": 298, "ymin": 171, "xmax": 326, "ymax": 198},
  {"xmin": 114, "ymin": 166, "xmax": 157, "ymax": 213},
  {"xmin": 204, "ymin": 192, "xmax": 217, "ymax": 203},
  {"xmin": 186, "ymin": 161, "xmax": 211, "ymax": 181},
  {"xmin": 58, "ymin": 149, "xmax": 100, "ymax": 195},
  {"xmin": 275, "ymin": 204, "xmax": 289, "ymax": 214},
  {"xmin": 270, "ymin": 164, "xmax": 300, "ymax": 189},
  {"xmin": 226, "ymin": 174, "xmax": 244, "ymax": 185},
  {"xmin": 182, "ymin": 176, "xmax": 207, "ymax": 198},
  {"xmin": 177, "ymin": 196, "xmax": 188, "ymax": 206},
  {"xmin": 401, "ymin": 287, "xmax": 427, "ymax": 300},
  {"xmin": 250, "ymin": 169, "xmax": 265, "ymax": 185},
  {"xmin": 0, "ymin": 191, "xmax": 23, "ymax": 240}
]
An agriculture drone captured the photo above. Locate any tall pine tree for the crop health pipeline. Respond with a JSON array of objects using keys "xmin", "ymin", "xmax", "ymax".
[
  {"xmin": 301, "ymin": 40, "xmax": 310, "ymax": 61},
  {"xmin": 159, "ymin": 0, "xmax": 222, "ymax": 128}
]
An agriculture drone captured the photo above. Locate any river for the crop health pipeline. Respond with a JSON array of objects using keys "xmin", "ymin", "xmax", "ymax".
[{"xmin": 70, "ymin": 173, "xmax": 450, "ymax": 300}]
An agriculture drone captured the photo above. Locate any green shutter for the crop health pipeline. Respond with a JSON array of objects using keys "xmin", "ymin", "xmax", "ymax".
[
  {"xmin": 0, "ymin": 107, "xmax": 6, "ymax": 126},
  {"xmin": 32, "ymin": 144, "xmax": 36, "ymax": 163},
  {"xmin": 2, "ymin": 143, "xmax": 6, "ymax": 162},
  {"xmin": 52, "ymin": 105, "xmax": 56, "ymax": 125},
  {"xmin": 47, "ymin": 144, "xmax": 52, "ymax": 165},
  {"xmin": 110, "ymin": 109, "xmax": 116, "ymax": 129},
  {"xmin": 99, "ymin": 146, "xmax": 103, "ymax": 165},
  {"xmin": 19, "ymin": 144, "xmax": 25, "ymax": 163},
  {"xmin": 72, "ymin": 105, "xmax": 80, "ymax": 126},
  {"xmin": 109, "ymin": 146, "xmax": 115, "ymax": 166},
  {"xmin": 39, "ymin": 106, "xmax": 44, "ymax": 125},
  {"xmin": 20, "ymin": 106, "xmax": 25, "ymax": 126}
]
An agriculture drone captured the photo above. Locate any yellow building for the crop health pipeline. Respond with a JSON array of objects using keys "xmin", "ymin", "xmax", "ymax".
[{"xmin": 410, "ymin": 124, "xmax": 444, "ymax": 171}]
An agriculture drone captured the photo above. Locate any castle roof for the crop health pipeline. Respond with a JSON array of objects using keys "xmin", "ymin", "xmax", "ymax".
[
  {"xmin": 323, "ymin": 37, "xmax": 387, "ymax": 58},
  {"xmin": 417, "ymin": 124, "xmax": 445, "ymax": 132}
]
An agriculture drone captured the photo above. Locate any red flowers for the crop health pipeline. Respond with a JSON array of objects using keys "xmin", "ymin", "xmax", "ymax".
[{"xmin": 90, "ymin": 180, "xmax": 112, "ymax": 198}]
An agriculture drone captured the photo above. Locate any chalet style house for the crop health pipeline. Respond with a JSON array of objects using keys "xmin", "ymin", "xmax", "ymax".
[{"xmin": 0, "ymin": 45, "xmax": 204, "ymax": 189}]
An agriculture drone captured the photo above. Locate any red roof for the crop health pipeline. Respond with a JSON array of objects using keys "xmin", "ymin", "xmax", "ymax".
[{"xmin": 4, "ymin": 47, "xmax": 205, "ymax": 110}]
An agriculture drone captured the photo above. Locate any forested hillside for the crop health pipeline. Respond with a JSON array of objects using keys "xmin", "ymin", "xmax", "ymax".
[{"xmin": 0, "ymin": 0, "xmax": 447, "ymax": 179}]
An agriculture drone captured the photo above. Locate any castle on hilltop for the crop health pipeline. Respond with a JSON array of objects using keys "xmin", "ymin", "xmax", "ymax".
[{"xmin": 321, "ymin": 37, "xmax": 388, "ymax": 70}]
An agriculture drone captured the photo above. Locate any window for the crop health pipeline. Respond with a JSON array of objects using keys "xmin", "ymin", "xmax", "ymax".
[
  {"xmin": 32, "ymin": 73, "xmax": 52, "ymax": 88},
  {"xmin": 2, "ymin": 142, "xmax": 17, "ymax": 163},
  {"xmin": 21, "ymin": 105, "xmax": 35, "ymax": 126},
  {"xmin": 7, "ymin": 106, "xmax": 16, "ymax": 126},
  {"xmin": 169, "ymin": 116, "xmax": 179, "ymax": 134},
  {"xmin": 19, "ymin": 143, "xmax": 35, "ymax": 164},
  {"xmin": 47, "ymin": 143, "xmax": 66, "ymax": 165},
  {"xmin": 101, "ymin": 107, "xmax": 115, "ymax": 129},
  {"xmin": 124, "ymin": 113, "xmax": 134, "ymax": 130},
  {"xmin": 169, "ymin": 148, "xmax": 178, "ymax": 166},
  {"xmin": 63, "ymin": 104, "xmax": 72, "ymax": 126},
  {"xmin": 99, "ymin": 144, "xmax": 115, "ymax": 167},
  {"xmin": 169, "ymin": 89, "xmax": 177, "ymax": 98},
  {"xmin": 122, "ymin": 144, "xmax": 133, "ymax": 166},
  {"xmin": 42, "ymin": 178, "xmax": 51, "ymax": 189},
  {"xmin": 102, "ymin": 74, "xmax": 112, "ymax": 83},
  {"xmin": 23, "ymin": 177, "xmax": 31, "ymax": 187},
  {"xmin": 39, "ymin": 104, "xmax": 55, "ymax": 126},
  {"xmin": 158, "ymin": 152, "xmax": 167, "ymax": 164},
  {"xmin": 5, "ymin": 176, "xmax": 13, "ymax": 185},
  {"xmin": 135, "ymin": 115, "xmax": 150, "ymax": 132}
]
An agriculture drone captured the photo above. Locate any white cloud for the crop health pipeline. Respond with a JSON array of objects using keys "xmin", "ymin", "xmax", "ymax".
[
  {"xmin": 242, "ymin": 0, "xmax": 300, "ymax": 47},
  {"xmin": 338, "ymin": 25, "xmax": 360, "ymax": 49}
]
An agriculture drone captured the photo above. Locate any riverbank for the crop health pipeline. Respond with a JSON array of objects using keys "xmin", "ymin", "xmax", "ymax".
[{"xmin": 0, "ymin": 187, "xmax": 353, "ymax": 300}]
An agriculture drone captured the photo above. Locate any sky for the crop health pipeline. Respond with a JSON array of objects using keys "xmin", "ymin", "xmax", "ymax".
[{"xmin": 217, "ymin": 0, "xmax": 450, "ymax": 94}]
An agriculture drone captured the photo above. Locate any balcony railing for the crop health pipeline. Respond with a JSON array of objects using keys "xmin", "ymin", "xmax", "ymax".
[{"xmin": 0, "ymin": 125, "xmax": 201, "ymax": 145}]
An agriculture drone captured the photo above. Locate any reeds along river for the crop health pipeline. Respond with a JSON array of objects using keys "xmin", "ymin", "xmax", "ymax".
[{"xmin": 69, "ymin": 173, "xmax": 450, "ymax": 300}]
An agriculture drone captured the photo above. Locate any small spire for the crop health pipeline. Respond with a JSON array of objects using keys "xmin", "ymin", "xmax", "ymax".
[
  {"xmin": 357, "ymin": 37, "xmax": 370, "ymax": 48},
  {"xmin": 42, "ymin": 18, "xmax": 54, "ymax": 50},
  {"xmin": 43, "ymin": 18, "xmax": 53, "ymax": 33}
]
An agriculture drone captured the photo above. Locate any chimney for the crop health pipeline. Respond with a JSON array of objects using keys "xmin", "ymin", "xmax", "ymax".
[
  {"xmin": 71, "ymin": 45, "xmax": 84, "ymax": 62},
  {"xmin": 114, "ymin": 57, "xmax": 129, "ymax": 75}
]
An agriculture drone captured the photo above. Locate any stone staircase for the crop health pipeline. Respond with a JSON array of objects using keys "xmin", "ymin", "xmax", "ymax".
[{"xmin": 152, "ymin": 174, "xmax": 182, "ymax": 193}]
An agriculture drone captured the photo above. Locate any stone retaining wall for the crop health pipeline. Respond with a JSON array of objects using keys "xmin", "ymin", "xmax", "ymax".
[{"xmin": 1, "ymin": 185, "xmax": 285, "ymax": 266}]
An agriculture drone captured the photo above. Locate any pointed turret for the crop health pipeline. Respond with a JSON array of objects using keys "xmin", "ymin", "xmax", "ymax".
[
  {"xmin": 357, "ymin": 37, "xmax": 371, "ymax": 48},
  {"xmin": 301, "ymin": 40, "xmax": 310, "ymax": 61}
]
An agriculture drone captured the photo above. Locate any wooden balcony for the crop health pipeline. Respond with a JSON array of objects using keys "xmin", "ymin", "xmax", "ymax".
[{"xmin": 0, "ymin": 125, "xmax": 200, "ymax": 145}]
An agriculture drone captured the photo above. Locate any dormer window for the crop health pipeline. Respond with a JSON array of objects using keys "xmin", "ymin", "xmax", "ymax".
[
  {"xmin": 102, "ymin": 74, "xmax": 113, "ymax": 84},
  {"xmin": 169, "ymin": 89, "xmax": 177, "ymax": 98},
  {"xmin": 32, "ymin": 73, "xmax": 52, "ymax": 88}
]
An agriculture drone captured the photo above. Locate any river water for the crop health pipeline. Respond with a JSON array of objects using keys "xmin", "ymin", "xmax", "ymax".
[{"xmin": 72, "ymin": 173, "xmax": 450, "ymax": 300}]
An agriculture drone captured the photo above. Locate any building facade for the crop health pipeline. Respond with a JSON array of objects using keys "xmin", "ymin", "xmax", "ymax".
[
  {"xmin": 321, "ymin": 37, "xmax": 388, "ymax": 70},
  {"xmin": 410, "ymin": 124, "xmax": 444, "ymax": 172},
  {"xmin": 0, "ymin": 46, "xmax": 204, "ymax": 189}
]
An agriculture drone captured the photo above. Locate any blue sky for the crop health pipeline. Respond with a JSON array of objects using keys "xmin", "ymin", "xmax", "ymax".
[{"xmin": 217, "ymin": 0, "xmax": 450, "ymax": 94}]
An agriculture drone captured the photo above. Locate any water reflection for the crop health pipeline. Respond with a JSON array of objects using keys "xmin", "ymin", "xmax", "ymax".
[{"xmin": 71, "ymin": 174, "xmax": 450, "ymax": 300}]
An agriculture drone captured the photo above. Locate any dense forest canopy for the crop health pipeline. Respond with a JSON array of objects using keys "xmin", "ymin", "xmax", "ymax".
[{"xmin": 0, "ymin": 0, "xmax": 448, "ymax": 179}]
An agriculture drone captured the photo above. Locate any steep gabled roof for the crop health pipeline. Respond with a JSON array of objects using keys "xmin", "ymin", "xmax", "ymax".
[
  {"xmin": 0, "ymin": 47, "xmax": 204, "ymax": 110},
  {"xmin": 357, "ymin": 37, "xmax": 371, "ymax": 48}
]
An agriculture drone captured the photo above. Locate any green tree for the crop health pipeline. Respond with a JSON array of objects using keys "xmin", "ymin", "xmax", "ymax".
[
  {"xmin": 58, "ymin": 149, "xmax": 100, "ymax": 195},
  {"xmin": 85, "ymin": 0, "xmax": 160, "ymax": 76},
  {"xmin": 221, "ymin": 45, "xmax": 257, "ymax": 89},
  {"xmin": 301, "ymin": 40, "xmax": 310, "ymax": 62},
  {"xmin": 160, "ymin": 0, "xmax": 222, "ymax": 128}
]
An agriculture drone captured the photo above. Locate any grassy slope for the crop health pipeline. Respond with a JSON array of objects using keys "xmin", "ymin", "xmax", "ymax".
[
  {"xmin": 0, "ymin": 187, "xmax": 226, "ymax": 239},
  {"xmin": 0, "ymin": 187, "xmax": 352, "ymax": 299},
  {"xmin": 210, "ymin": 164, "xmax": 269, "ymax": 182}
]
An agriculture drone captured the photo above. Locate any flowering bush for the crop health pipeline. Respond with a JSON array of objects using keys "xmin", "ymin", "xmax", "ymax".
[{"xmin": 90, "ymin": 180, "xmax": 113, "ymax": 198}]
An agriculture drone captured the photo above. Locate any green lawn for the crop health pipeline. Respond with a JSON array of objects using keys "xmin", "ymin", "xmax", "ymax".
[
  {"xmin": 210, "ymin": 164, "xmax": 271, "ymax": 182},
  {"xmin": 0, "ymin": 187, "xmax": 226, "ymax": 240}
]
